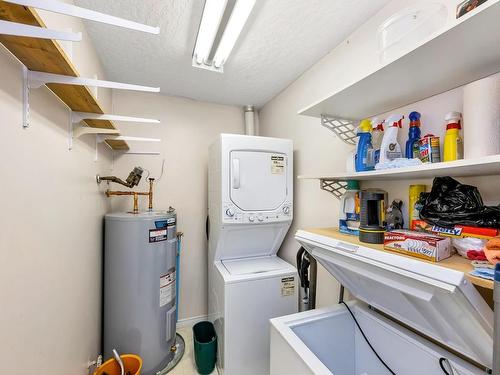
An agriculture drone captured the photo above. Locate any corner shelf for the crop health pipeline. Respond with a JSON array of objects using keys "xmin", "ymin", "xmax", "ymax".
[
  {"xmin": 299, "ymin": 155, "xmax": 500, "ymax": 198},
  {"xmin": 299, "ymin": 0, "xmax": 500, "ymax": 120},
  {"xmin": 306, "ymin": 228, "xmax": 493, "ymax": 290},
  {"xmin": 0, "ymin": 2, "xmax": 128, "ymax": 150}
]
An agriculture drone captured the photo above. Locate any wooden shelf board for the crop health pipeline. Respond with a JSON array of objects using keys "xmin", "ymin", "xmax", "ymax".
[
  {"xmin": 298, "ymin": 154, "xmax": 500, "ymax": 181},
  {"xmin": 306, "ymin": 227, "xmax": 493, "ymax": 290},
  {"xmin": 0, "ymin": 2, "xmax": 128, "ymax": 150},
  {"xmin": 299, "ymin": 0, "xmax": 500, "ymax": 120}
]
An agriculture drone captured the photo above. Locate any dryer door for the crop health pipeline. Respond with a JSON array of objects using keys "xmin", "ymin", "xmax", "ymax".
[{"xmin": 230, "ymin": 150, "xmax": 288, "ymax": 211}]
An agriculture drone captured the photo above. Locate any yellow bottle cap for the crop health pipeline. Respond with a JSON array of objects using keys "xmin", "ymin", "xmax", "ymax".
[{"xmin": 359, "ymin": 119, "xmax": 372, "ymax": 132}]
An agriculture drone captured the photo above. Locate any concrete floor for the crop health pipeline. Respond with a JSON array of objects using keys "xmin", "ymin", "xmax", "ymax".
[{"xmin": 169, "ymin": 326, "xmax": 218, "ymax": 375}]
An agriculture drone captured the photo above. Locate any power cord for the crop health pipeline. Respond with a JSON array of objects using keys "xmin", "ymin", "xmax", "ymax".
[
  {"xmin": 341, "ymin": 302, "xmax": 454, "ymax": 375},
  {"xmin": 341, "ymin": 302, "xmax": 396, "ymax": 375}
]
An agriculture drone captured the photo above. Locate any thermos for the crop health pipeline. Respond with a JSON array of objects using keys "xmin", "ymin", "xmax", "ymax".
[{"xmin": 359, "ymin": 189, "xmax": 387, "ymax": 244}]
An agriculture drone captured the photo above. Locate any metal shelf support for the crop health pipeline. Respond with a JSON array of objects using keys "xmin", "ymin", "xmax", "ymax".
[
  {"xmin": 320, "ymin": 178, "xmax": 349, "ymax": 200},
  {"xmin": 321, "ymin": 114, "xmax": 359, "ymax": 146}
]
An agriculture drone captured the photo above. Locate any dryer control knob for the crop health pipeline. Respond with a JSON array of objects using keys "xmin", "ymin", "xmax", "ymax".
[
  {"xmin": 257, "ymin": 215, "xmax": 264, "ymax": 222},
  {"xmin": 226, "ymin": 208, "xmax": 235, "ymax": 217},
  {"xmin": 248, "ymin": 215, "xmax": 255, "ymax": 222},
  {"xmin": 283, "ymin": 206, "xmax": 291, "ymax": 215}
]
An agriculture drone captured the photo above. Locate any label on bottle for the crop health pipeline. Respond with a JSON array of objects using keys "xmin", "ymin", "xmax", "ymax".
[{"xmin": 456, "ymin": 138, "xmax": 463, "ymax": 160}]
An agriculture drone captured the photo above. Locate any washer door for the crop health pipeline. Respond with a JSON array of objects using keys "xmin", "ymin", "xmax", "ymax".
[{"xmin": 230, "ymin": 150, "xmax": 287, "ymax": 211}]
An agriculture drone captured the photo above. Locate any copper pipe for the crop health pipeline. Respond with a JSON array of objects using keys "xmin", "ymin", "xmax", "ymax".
[
  {"xmin": 105, "ymin": 178, "xmax": 155, "ymax": 214},
  {"xmin": 148, "ymin": 178, "xmax": 154, "ymax": 211}
]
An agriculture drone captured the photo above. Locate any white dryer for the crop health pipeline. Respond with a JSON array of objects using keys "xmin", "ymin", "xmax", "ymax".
[{"xmin": 208, "ymin": 134, "xmax": 298, "ymax": 375}]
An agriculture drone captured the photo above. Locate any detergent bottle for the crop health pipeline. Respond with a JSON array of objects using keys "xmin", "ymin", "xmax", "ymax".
[
  {"xmin": 443, "ymin": 111, "xmax": 463, "ymax": 161},
  {"xmin": 355, "ymin": 119, "xmax": 374, "ymax": 172},
  {"xmin": 339, "ymin": 180, "xmax": 360, "ymax": 235},
  {"xmin": 379, "ymin": 114, "xmax": 403, "ymax": 164},
  {"xmin": 371, "ymin": 117, "xmax": 384, "ymax": 164},
  {"xmin": 405, "ymin": 111, "xmax": 422, "ymax": 159}
]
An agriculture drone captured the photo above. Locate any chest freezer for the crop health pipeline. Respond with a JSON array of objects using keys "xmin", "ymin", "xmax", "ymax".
[{"xmin": 270, "ymin": 229, "xmax": 493, "ymax": 375}]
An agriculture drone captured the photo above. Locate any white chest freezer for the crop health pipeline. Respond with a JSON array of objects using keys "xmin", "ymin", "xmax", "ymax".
[{"xmin": 270, "ymin": 229, "xmax": 493, "ymax": 375}]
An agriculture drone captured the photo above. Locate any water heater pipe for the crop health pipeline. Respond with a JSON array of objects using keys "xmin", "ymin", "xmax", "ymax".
[
  {"xmin": 106, "ymin": 178, "xmax": 155, "ymax": 214},
  {"xmin": 244, "ymin": 105, "xmax": 256, "ymax": 136}
]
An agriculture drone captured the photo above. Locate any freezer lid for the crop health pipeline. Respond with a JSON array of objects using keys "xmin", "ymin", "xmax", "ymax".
[
  {"xmin": 295, "ymin": 229, "xmax": 494, "ymax": 368},
  {"xmin": 222, "ymin": 256, "xmax": 293, "ymax": 276}
]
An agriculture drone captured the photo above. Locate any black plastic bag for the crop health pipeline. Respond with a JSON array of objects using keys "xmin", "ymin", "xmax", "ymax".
[{"xmin": 419, "ymin": 176, "xmax": 500, "ymax": 229}]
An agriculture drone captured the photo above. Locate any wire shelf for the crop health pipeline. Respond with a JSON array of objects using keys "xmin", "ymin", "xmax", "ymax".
[{"xmin": 321, "ymin": 115, "xmax": 358, "ymax": 146}]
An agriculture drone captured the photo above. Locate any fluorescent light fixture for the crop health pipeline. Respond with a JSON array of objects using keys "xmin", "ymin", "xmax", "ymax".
[
  {"xmin": 213, "ymin": 0, "xmax": 255, "ymax": 69},
  {"xmin": 0, "ymin": 20, "xmax": 82, "ymax": 41},
  {"xmin": 193, "ymin": 0, "xmax": 255, "ymax": 72},
  {"xmin": 5, "ymin": 0, "xmax": 160, "ymax": 34}
]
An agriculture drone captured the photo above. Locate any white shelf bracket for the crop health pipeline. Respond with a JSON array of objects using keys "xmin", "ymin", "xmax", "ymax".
[
  {"xmin": 320, "ymin": 178, "xmax": 348, "ymax": 200},
  {"xmin": 22, "ymin": 66, "xmax": 29, "ymax": 129},
  {"xmin": 0, "ymin": 20, "xmax": 82, "ymax": 41},
  {"xmin": 321, "ymin": 114, "xmax": 358, "ymax": 146},
  {"xmin": 5, "ymin": 0, "xmax": 160, "ymax": 35},
  {"xmin": 28, "ymin": 70, "xmax": 160, "ymax": 92}
]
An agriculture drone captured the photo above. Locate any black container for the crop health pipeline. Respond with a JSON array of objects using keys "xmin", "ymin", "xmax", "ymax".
[{"xmin": 359, "ymin": 190, "xmax": 387, "ymax": 244}]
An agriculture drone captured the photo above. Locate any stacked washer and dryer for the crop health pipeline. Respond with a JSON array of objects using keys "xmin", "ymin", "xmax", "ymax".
[{"xmin": 208, "ymin": 134, "xmax": 298, "ymax": 375}]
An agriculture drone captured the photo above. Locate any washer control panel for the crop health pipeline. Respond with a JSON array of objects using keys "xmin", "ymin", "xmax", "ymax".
[{"xmin": 222, "ymin": 202, "xmax": 292, "ymax": 224}]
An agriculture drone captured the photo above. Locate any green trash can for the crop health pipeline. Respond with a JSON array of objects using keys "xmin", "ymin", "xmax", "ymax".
[{"xmin": 193, "ymin": 321, "xmax": 217, "ymax": 374}]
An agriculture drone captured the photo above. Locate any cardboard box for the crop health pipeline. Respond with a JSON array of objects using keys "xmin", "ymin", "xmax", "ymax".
[
  {"xmin": 384, "ymin": 230, "xmax": 452, "ymax": 262},
  {"xmin": 411, "ymin": 220, "xmax": 498, "ymax": 239}
]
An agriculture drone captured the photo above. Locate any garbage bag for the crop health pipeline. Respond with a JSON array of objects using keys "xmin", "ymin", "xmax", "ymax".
[{"xmin": 419, "ymin": 176, "xmax": 500, "ymax": 229}]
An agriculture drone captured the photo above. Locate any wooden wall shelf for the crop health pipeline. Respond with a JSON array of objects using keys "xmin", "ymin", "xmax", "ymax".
[{"xmin": 0, "ymin": 2, "xmax": 129, "ymax": 150}]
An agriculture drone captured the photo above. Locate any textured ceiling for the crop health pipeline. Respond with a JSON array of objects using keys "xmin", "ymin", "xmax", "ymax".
[{"xmin": 73, "ymin": 0, "xmax": 389, "ymax": 107}]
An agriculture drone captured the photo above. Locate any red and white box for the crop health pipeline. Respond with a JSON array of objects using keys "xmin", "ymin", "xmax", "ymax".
[{"xmin": 384, "ymin": 230, "xmax": 452, "ymax": 262}]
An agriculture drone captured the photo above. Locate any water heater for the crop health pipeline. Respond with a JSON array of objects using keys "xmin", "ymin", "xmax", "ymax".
[{"xmin": 104, "ymin": 210, "xmax": 177, "ymax": 375}]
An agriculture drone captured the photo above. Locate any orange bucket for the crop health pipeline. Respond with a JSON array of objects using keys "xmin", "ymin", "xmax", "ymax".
[{"xmin": 93, "ymin": 354, "xmax": 142, "ymax": 375}]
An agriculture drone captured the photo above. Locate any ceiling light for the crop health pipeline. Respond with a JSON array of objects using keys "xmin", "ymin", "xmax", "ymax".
[{"xmin": 193, "ymin": 0, "xmax": 256, "ymax": 72}]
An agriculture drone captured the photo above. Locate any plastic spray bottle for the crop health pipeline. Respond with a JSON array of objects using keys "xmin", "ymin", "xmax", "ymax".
[
  {"xmin": 443, "ymin": 111, "xmax": 463, "ymax": 161},
  {"xmin": 405, "ymin": 111, "xmax": 422, "ymax": 159},
  {"xmin": 339, "ymin": 180, "xmax": 360, "ymax": 235},
  {"xmin": 379, "ymin": 114, "xmax": 403, "ymax": 164},
  {"xmin": 371, "ymin": 117, "xmax": 384, "ymax": 165},
  {"xmin": 355, "ymin": 119, "xmax": 374, "ymax": 172}
]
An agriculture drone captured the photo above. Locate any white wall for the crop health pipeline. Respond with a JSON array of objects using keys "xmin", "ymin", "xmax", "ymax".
[
  {"xmin": 0, "ymin": 2, "xmax": 123, "ymax": 373},
  {"xmin": 109, "ymin": 91, "xmax": 245, "ymax": 320},
  {"xmin": 259, "ymin": 0, "xmax": 500, "ymax": 308}
]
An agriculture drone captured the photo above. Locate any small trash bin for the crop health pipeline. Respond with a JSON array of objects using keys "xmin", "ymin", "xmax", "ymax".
[
  {"xmin": 93, "ymin": 354, "xmax": 142, "ymax": 375},
  {"xmin": 193, "ymin": 321, "xmax": 217, "ymax": 374}
]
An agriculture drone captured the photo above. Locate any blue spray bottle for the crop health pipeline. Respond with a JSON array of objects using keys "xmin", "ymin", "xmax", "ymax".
[
  {"xmin": 405, "ymin": 111, "xmax": 422, "ymax": 159},
  {"xmin": 355, "ymin": 119, "xmax": 374, "ymax": 172}
]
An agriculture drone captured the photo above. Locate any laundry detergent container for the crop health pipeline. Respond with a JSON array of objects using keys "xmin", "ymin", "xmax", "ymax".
[{"xmin": 270, "ymin": 229, "xmax": 494, "ymax": 375}]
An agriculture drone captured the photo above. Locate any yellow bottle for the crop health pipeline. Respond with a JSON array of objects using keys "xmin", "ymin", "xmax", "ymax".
[{"xmin": 443, "ymin": 111, "xmax": 463, "ymax": 162}]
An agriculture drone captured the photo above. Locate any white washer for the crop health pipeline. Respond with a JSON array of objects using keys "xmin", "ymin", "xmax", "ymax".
[{"xmin": 208, "ymin": 134, "xmax": 298, "ymax": 375}]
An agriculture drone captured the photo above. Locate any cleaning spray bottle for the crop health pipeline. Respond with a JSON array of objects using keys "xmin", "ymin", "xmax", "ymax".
[
  {"xmin": 371, "ymin": 117, "xmax": 384, "ymax": 164},
  {"xmin": 355, "ymin": 119, "xmax": 374, "ymax": 172},
  {"xmin": 339, "ymin": 180, "xmax": 360, "ymax": 235},
  {"xmin": 405, "ymin": 111, "xmax": 422, "ymax": 158},
  {"xmin": 379, "ymin": 114, "xmax": 403, "ymax": 164},
  {"xmin": 443, "ymin": 111, "xmax": 463, "ymax": 161}
]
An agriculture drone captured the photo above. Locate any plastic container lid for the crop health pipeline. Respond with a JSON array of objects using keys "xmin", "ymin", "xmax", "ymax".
[
  {"xmin": 359, "ymin": 119, "xmax": 372, "ymax": 132},
  {"xmin": 445, "ymin": 111, "xmax": 462, "ymax": 129},
  {"xmin": 409, "ymin": 111, "xmax": 421, "ymax": 127},
  {"xmin": 346, "ymin": 180, "xmax": 360, "ymax": 190}
]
